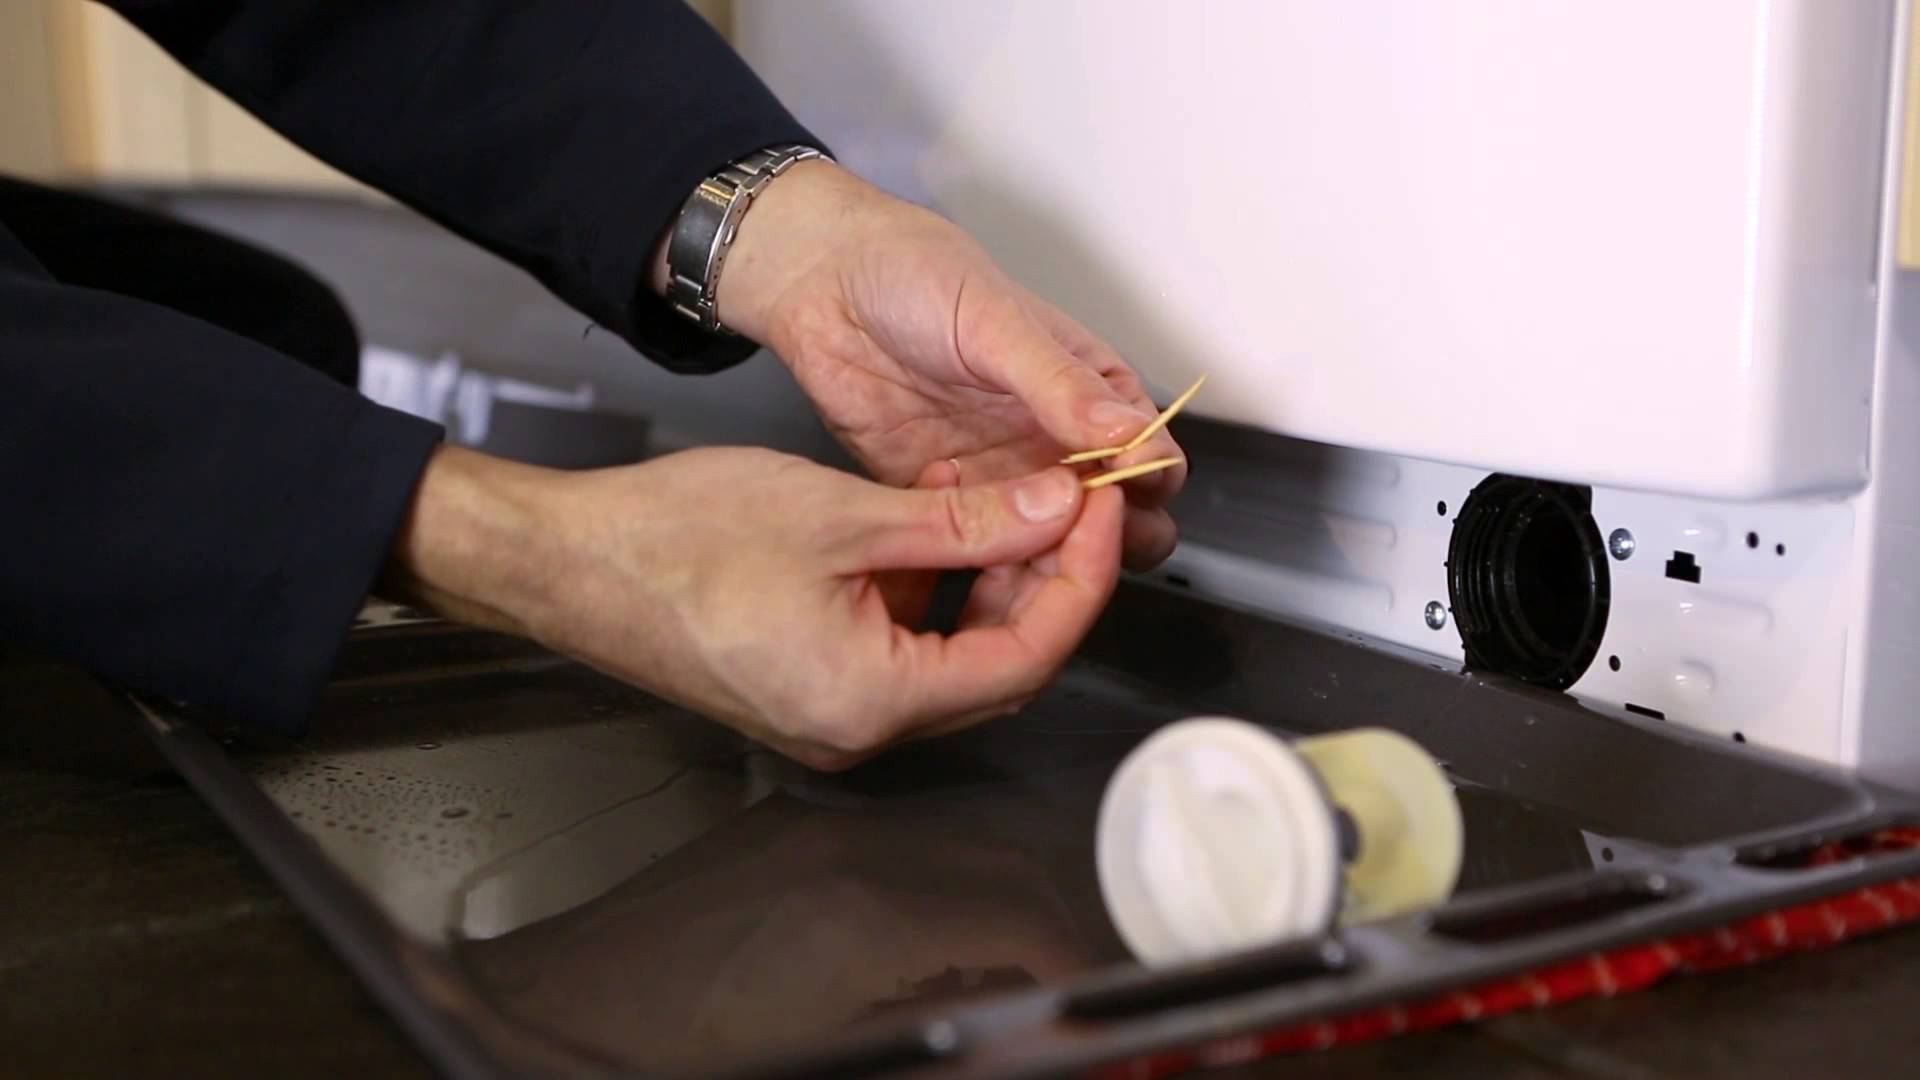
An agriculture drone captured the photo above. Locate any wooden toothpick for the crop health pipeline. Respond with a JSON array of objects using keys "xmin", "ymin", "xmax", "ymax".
[
  {"xmin": 1060, "ymin": 374, "xmax": 1208, "ymax": 465},
  {"xmin": 1061, "ymin": 445, "xmax": 1128, "ymax": 465},
  {"xmin": 1081, "ymin": 456, "xmax": 1182, "ymax": 489},
  {"xmin": 1118, "ymin": 373, "xmax": 1208, "ymax": 453}
]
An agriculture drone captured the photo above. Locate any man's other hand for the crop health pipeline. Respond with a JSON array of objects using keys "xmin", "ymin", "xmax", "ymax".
[{"xmin": 384, "ymin": 446, "xmax": 1123, "ymax": 770}]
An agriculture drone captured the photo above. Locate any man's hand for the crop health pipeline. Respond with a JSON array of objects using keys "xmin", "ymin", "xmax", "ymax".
[
  {"xmin": 384, "ymin": 445, "xmax": 1123, "ymax": 770},
  {"xmin": 654, "ymin": 162, "xmax": 1188, "ymax": 572}
]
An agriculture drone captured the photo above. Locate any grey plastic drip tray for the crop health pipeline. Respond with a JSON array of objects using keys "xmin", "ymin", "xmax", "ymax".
[{"xmin": 126, "ymin": 583, "xmax": 1920, "ymax": 1079}]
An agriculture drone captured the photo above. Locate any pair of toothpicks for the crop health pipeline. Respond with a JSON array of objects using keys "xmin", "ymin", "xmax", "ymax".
[{"xmin": 1069, "ymin": 374, "xmax": 1206, "ymax": 489}]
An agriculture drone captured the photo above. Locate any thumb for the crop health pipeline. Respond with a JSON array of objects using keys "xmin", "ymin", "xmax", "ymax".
[
  {"xmin": 847, "ymin": 467, "xmax": 1084, "ymax": 572},
  {"xmin": 968, "ymin": 301, "xmax": 1154, "ymax": 451}
]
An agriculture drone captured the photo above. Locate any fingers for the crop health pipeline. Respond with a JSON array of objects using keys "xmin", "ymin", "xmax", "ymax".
[
  {"xmin": 980, "ymin": 296, "xmax": 1190, "ymax": 511},
  {"xmin": 1097, "ymin": 421, "xmax": 1189, "ymax": 511},
  {"xmin": 849, "ymin": 466, "xmax": 1084, "ymax": 572},
  {"xmin": 913, "ymin": 456, "xmax": 961, "ymax": 490},
  {"xmin": 957, "ymin": 564, "xmax": 1023, "ymax": 631},
  {"xmin": 897, "ymin": 431, "xmax": 1177, "ymax": 575},
  {"xmin": 1135, "ymin": 455, "xmax": 1188, "ymax": 505},
  {"xmin": 965, "ymin": 291, "xmax": 1161, "ymax": 456},
  {"xmin": 953, "ymin": 557, "xmax": 1061, "ymax": 640},
  {"xmin": 897, "ymin": 486, "xmax": 1125, "ymax": 724},
  {"xmin": 1122, "ymin": 504, "xmax": 1180, "ymax": 571},
  {"xmin": 1071, "ymin": 352, "xmax": 1190, "ymax": 512},
  {"xmin": 873, "ymin": 569, "xmax": 940, "ymax": 628}
]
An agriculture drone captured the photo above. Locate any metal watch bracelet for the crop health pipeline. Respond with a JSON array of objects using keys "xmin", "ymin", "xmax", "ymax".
[{"xmin": 664, "ymin": 144, "xmax": 830, "ymax": 334}]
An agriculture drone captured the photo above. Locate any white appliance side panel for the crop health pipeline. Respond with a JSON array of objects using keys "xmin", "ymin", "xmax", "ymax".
[
  {"xmin": 1845, "ymin": 0, "xmax": 1920, "ymax": 789},
  {"xmin": 1154, "ymin": 444, "xmax": 1856, "ymax": 768},
  {"xmin": 737, "ymin": 1, "xmax": 1889, "ymax": 499},
  {"xmin": 1850, "ymin": 272, "xmax": 1920, "ymax": 788}
]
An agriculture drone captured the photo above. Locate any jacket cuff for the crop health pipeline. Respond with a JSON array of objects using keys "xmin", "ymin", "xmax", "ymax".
[{"xmin": 220, "ymin": 399, "xmax": 444, "ymax": 736}]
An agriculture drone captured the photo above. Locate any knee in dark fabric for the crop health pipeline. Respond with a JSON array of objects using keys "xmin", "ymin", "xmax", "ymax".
[{"xmin": 0, "ymin": 178, "xmax": 363, "ymax": 388}]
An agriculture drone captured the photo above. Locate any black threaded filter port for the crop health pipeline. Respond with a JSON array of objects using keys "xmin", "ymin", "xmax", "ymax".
[{"xmin": 1445, "ymin": 475, "xmax": 1610, "ymax": 690}]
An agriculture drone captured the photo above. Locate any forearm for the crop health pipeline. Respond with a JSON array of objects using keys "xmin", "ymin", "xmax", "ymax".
[{"xmin": 380, "ymin": 446, "xmax": 556, "ymax": 640}]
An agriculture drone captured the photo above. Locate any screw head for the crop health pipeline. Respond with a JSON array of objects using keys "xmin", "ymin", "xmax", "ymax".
[
  {"xmin": 1424, "ymin": 601, "xmax": 1448, "ymax": 630},
  {"xmin": 1608, "ymin": 528, "xmax": 1636, "ymax": 561},
  {"xmin": 924, "ymin": 1021, "xmax": 960, "ymax": 1054}
]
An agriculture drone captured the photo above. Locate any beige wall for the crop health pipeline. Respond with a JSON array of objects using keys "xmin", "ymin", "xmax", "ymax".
[
  {"xmin": 686, "ymin": 0, "xmax": 733, "ymax": 39},
  {"xmin": 0, "ymin": 1, "xmax": 345, "ymax": 188},
  {"xmin": 0, "ymin": 2, "xmax": 67, "ymax": 180},
  {"xmin": 0, "ymin": 0, "xmax": 732, "ymax": 192}
]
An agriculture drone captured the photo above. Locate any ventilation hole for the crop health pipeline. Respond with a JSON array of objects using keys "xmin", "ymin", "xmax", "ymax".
[
  {"xmin": 1746, "ymin": 531, "xmax": 1759, "ymax": 549},
  {"xmin": 1437, "ymin": 500, "xmax": 1448, "ymax": 517},
  {"xmin": 1600, "ymin": 847, "xmax": 1615, "ymax": 862},
  {"xmin": 1608, "ymin": 655, "xmax": 1621, "ymax": 672},
  {"xmin": 1624, "ymin": 703, "xmax": 1666, "ymax": 720},
  {"xmin": 1733, "ymin": 731, "xmax": 1747, "ymax": 743},
  {"xmin": 1776, "ymin": 543, "xmax": 1786, "ymax": 556},
  {"xmin": 1165, "ymin": 573, "xmax": 1192, "ymax": 589},
  {"xmin": 1664, "ymin": 551, "xmax": 1702, "ymax": 584}
]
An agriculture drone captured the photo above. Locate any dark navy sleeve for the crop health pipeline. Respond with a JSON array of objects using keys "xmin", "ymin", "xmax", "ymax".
[
  {"xmin": 0, "ymin": 236, "xmax": 443, "ymax": 736},
  {"xmin": 102, "ymin": 0, "xmax": 821, "ymax": 373}
]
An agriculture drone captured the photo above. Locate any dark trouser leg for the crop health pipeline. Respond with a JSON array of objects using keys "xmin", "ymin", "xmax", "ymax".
[{"xmin": 0, "ymin": 176, "xmax": 361, "ymax": 388}]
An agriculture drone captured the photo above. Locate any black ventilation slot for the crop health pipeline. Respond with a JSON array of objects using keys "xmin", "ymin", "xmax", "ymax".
[
  {"xmin": 740, "ymin": 1021, "xmax": 961, "ymax": 1080},
  {"xmin": 1624, "ymin": 703, "xmax": 1666, "ymax": 721},
  {"xmin": 1064, "ymin": 938, "xmax": 1348, "ymax": 1020},
  {"xmin": 1737, "ymin": 821, "xmax": 1920, "ymax": 871},
  {"xmin": 1430, "ymin": 875, "xmax": 1676, "ymax": 945}
]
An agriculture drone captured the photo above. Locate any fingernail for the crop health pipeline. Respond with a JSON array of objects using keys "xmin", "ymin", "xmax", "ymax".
[
  {"xmin": 1014, "ymin": 470, "xmax": 1078, "ymax": 522},
  {"xmin": 1088, "ymin": 400, "xmax": 1153, "ymax": 439}
]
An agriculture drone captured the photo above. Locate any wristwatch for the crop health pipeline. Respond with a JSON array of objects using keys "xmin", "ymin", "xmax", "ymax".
[{"xmin": 665, "ymin": 143, "xmax": 831, "ymax": 334}]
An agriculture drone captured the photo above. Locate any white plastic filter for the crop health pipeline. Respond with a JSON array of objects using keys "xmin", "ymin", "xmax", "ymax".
[
  {"xmin": 1096, "ymin": 719, "xmax": 1340, "ymax": 966},
  {"xmin": 1096, "ymin": 719, "xmax": 1462, "ymax": 966}
]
